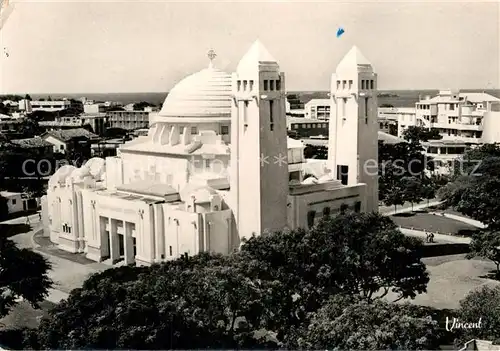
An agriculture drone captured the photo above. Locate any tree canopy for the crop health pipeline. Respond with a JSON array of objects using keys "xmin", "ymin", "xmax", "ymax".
[
  {"xmin": 439, "ymin": 143, "xmax": 500, "ymax": 229},
  {"xmin": 0, "ymin": 237, "xmax": 53, "ymax": 319},
  {"xmin": 19, "ymin": 213, "xmax": 431, "ymax": 350},
  {"xmin": 456, "ymin": 285, "xmax": 500, "ymax": 345},
  {"xmin": 295, "ymin": 295, "xmax": 441, "ymax": 350}
]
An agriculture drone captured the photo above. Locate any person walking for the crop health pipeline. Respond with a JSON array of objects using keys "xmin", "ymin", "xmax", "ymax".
[
  {"xmin": 25, "ymin": 216, "xmax": 30, "ymax": 226},
  {"xmin": 38, "ymin": 212, "xmax": 42, "ymax": 221}
]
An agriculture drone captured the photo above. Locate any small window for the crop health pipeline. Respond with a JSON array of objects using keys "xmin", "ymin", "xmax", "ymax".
[
  {"xmin": 12, "ymin": 199, "xmax": 16, "ymax": 205},
  {"xmin": 342, "ymin": 80, "xmax": 346, "ymax": 89},
  {"xmin": 348, "ymin": 80, "xmax": 353, "ymax": 89},
  {"xmin": 337, "ymin": 80, "xmax": 341, "ymax": 90},
  {"xmin": 276, "ymin": 79, "xmax": 281, "ymax": 91},
  {"xmin": 243, "ymin": 80, "xmax": 248, "ymax": 91},
  {"xmin": 270, "ymin": 80, "xmax": 275, "ymax": 91},
  {"xmin": 263, "ymin": 80, "xmax": 268, "ymax": 90},
  {"xmin": 370, "ymin": 80, "xmax": 374, "ymax": 89},
  {"xmin": 354, "ymin": 201, "xmax": 361, "ymax": 213},
  {"xmin": 60, "ymin": 145, "xmax": 64, "ymax": 150},
  {"xmin": 179, "ymin": 126, "xmax": 185, "ymax": 134},
  {"xmin": 191, "ymin": 126, "xmax": 198, "ymax": 134},
  {"xmin": 169, "ymin": 246, "xmax": 173, "ymax": 256},
  {"xmin": 221, "ymin": 125, "xmax": 229, "ymax": 135},
  {"xmin": 237, "ymin": 80, "xmax": 241, "ymax": 91},
  {"xmin": 361, "ymin": 80, "xmax": 365, "ymax": 89},
  {"xmin": 249, "ymin": 80, "xmax": 254, "ymax": 91},
  {"xmin": 340, "ymin": 204, "xmax": 348, "ymax": 214}
]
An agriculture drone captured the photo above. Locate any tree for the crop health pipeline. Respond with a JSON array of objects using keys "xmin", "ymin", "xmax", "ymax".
[
  {"xmin": 467, "ymin": 231, "xmax": 500, "ymax": 277},
  {"xmin": 402, "ymin": 176, "xmax": 423, "ymax": 211},
  {"xmin": 239, "ymin": 213, "xmax": 429, "ymax": 311},
  {"xmin": 24, "ymin": 94, "xmax": 32, "ymax": 101},
  {"xmin": 439, "ymin": 144, "xmax": 500, "ymax": 230},
  {"xmin": 295, "ymin": 295, "xmax": 441, "ymax": 350},
  {"xmin": 27, "ymin": 255, "xmax": 294, "ymax": 349},
  {"xmin": 0, "ymin": 237, "xmax": 53, "ymax": 319},
  {"xmin": 402, "ymin": 125, "xmax": 442, "ymax": 143},
  {"xmin": 303, "ymin": 145, "xmax": 327, "ymax": 159},
  {"xmin": 133, "ymin": 101, "xmax": 154, "ymax": 111},
  {"xmin": 456, "ymin": 285, "xmax": 500, "ymax": 345}
]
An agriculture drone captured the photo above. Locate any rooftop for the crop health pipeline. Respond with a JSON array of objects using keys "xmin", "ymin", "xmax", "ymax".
[
  {"xmin": 237, "ymin": 39, "xmax": 278, "ymax": 72},
  {"xmin": 10, "ymin": 137, "xmax": 53, "ymax": 148},
  {"xmin": 116, "ymin": 181, "xmax": 180, "ymax": 199},
  {"xmin": 43, "ymin": 128, "xmax": 99, "ymax": 142},
  {"xmin": 336, "ymin": 46, "xmax": 373, "ymax": 72}
]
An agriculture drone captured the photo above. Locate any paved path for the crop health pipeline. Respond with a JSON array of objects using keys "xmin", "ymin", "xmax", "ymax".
[
  {"xmin": 400, "ymin": 227, "xmax": 471, "ymax": 244},
  {"xmin": 381, "ymin": 200, "xmax": 444, "ymax": 216},
  {"xmin": 2, "ymin": 213, "xmax": 103, "ymax": 304}
]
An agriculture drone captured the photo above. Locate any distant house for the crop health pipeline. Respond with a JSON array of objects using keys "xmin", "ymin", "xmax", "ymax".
[
  {"xmin": 0, "ymin": 191, "xmax": 39, "ymax": 213},
  {"xmin": 9, "ymin": 137, "xmax": 54, "ymax": 156},
  {"xmin": 41, "ymin": 128, "xmax": 99, "ymax": 158}
]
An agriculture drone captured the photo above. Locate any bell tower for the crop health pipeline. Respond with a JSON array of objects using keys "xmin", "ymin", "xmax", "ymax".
[
  {"xmin": 328, "ymin": 46, "xmax": 379, "ymax": 212},
  {"xmin": 230, "ymin": 40, "xmax": 288, "ymax": 240}
]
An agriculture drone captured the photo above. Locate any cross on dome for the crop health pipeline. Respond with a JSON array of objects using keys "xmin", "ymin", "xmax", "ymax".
[{"xmin": 207, "ymin": 49, "xmax": 216, "ymax": 68}]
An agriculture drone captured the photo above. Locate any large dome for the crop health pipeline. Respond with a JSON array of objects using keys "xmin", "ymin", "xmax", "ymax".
[{"xmin": 158, "ymin": 64, "xmax": 232, "ymax": 120}]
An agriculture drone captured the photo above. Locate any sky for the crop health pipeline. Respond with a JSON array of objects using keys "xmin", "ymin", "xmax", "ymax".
[{"xmin": 0, "ymin": 0, "xmax": 499, "ymax": 93}]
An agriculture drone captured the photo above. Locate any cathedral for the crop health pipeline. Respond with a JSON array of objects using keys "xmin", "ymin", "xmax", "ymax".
[{"xmin": 42, "ymin": 40, "xmax": 379, "ymax": 266}]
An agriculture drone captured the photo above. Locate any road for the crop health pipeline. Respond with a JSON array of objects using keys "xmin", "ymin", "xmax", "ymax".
[{"xmin": 3, "ymin": 212, "xmax": 103, "ymax": 304}]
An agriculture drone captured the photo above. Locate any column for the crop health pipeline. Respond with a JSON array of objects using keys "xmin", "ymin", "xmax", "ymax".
[
  {"xmin": 100, "ymin": 216, "xmax": 110, "ymax": 259},
  {"xmin": 109, "ymin": 218, "xmax": 120, "ymax": 263},
  {"xmin": 124, "ymin": 221, "xmax": 135, "ymax": 265}
]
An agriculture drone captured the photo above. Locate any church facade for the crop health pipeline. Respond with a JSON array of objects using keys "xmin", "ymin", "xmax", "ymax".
[{"xmin": 42, "ymin": 41, "xmax": 379, "ymax": 266}]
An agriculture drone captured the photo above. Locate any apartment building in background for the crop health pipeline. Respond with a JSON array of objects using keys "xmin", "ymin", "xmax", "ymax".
[
  {"xmin": 304, "ymin": 99, "xmax": 331, "ymax": 120},
  {"xmin": 107, "ymin": 109, "xmax": 152, "ymax": 130},
  {"xmin": 18, "ymin": 99, "xmax": 71, "ymax": 112}
]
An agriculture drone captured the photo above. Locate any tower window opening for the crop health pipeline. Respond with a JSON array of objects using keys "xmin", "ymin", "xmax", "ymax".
[
  {"xmin": 243, "ymin": 101, "xmax": 249, "ymax": 131},
  {"xmin": 270, "ymin": 80, "xmax": 275, "ymax": 91},
  {"xmin": 370, "ymin": 80, "xmax": 374, "ymax": 89},
  {"xmin": 269, "ymin": 100, "xmax": 274, "ymax": 131},
  {"xmin": 361, "ymin": 80, "xmax": 365, "ymax": 89},
  {"xmin": 342, "ymin": 80, "xmax": 346, "ymax": 89},
  {"xmin": 243, "ymin": 80, "xmax": 248, "ymax": 91},
  {"xmin": 337, "ymin": 80, "xmax": 341, "ymax": 90},
  {"xmin": 365, "ymin": 97, "xmax": 369, "ymax": 123},
  {"xmin": 263, "ymin": 80, "xmax": 268, "ymax": 91},
  {"xmin": 249, "ymin": 80, "xmax": 254, "ymax": 91},
  {"xmin": 276, "ymin": 79, "xmax": 281, "ymax": 91},
  {"xmin": 342, "ymin": 98, "xmax": 347, "ymax": 116},
  {"xmin": 348, "ymin": 80, "xmax": 353, "ymax": 89},
  {"xmin": 237, "ymin": 80, "xmax": 241, "ymax": 91}
]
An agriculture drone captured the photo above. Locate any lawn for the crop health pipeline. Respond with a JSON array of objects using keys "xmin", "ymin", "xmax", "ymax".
[
  {"xmin": 391, "ymin": 212, "xmax": 479, "ymax": 236},
  {"xmin": 384, "ymin": 254, "xmax": 500, "ymax": 310}
]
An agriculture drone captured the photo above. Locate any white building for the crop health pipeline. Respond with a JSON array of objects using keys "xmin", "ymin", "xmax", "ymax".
[
  {"xmin": 304, "ymin": 99, "xmax": 331, "ymax": 120},
  {"xmin": 0, "ymin": 191, "xmax": 39, "ymax": 214},
  {"xmin": 18, "ymin": 99, "xmax": 71, "ymax": 112},
  {"xmin": 43, "ymin": 41, "xmax": 378, "ymax": 266}
]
